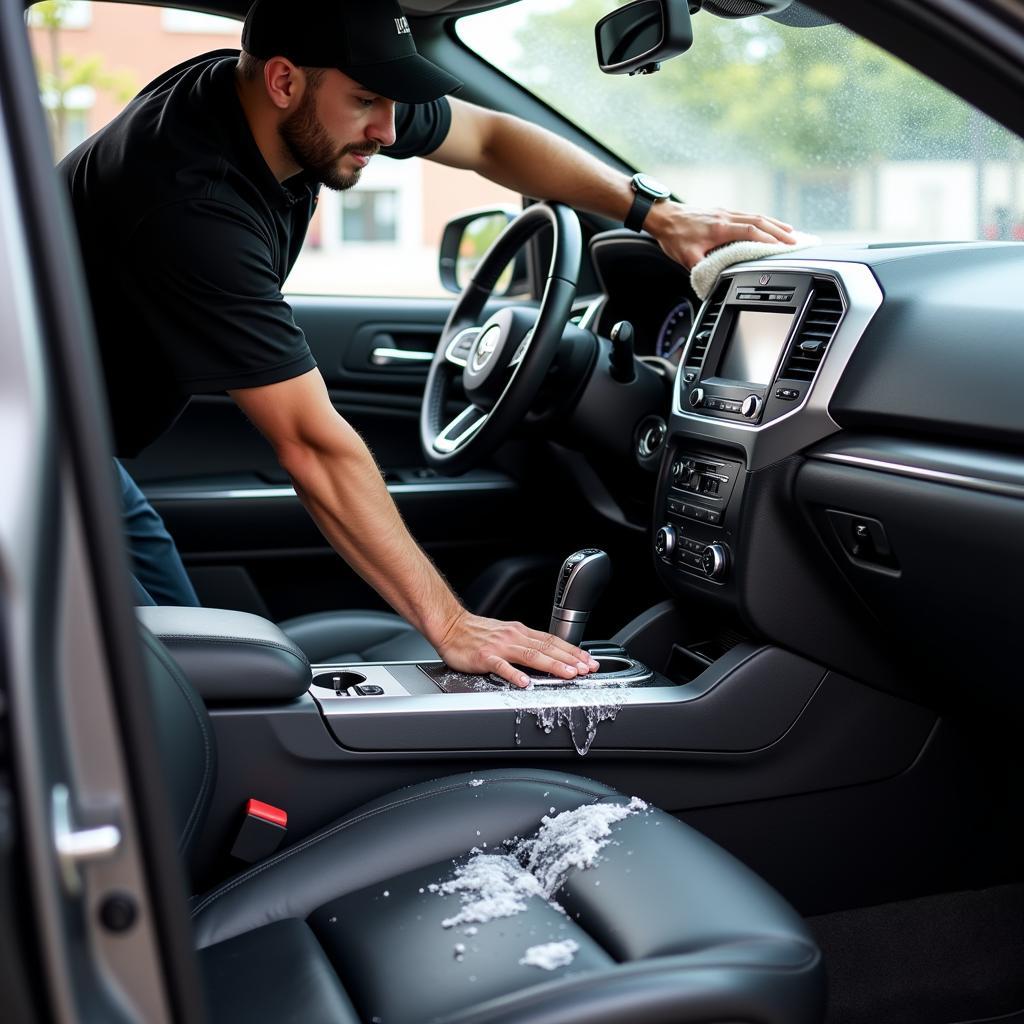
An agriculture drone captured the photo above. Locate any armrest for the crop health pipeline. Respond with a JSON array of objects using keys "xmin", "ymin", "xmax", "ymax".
[{"xmin": 136, "ymin": 606, "xmax": 311, "ymax": 703}]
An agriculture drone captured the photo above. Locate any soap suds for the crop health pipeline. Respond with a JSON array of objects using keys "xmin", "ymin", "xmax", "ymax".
[
  {"xmin": 505, "ymin": 687, "xmax": 629, "ymax": 755},
  {"xmin": 468, "ymin": 779, "xmax": 485, "ymax": 787},
  {"xmin": 437, "ymin": 853, "xmax": 547, "ymax": 929},
  {"xmin": 432, "ymin": 799, "xmax": 648, "ymax": 935},
  {"xmin": 519, "ymin": 939, "xmax": 580, "ymax": 970}
]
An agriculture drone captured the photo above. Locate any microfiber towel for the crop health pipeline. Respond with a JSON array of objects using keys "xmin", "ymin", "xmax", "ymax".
[{"xmin": 690, "ymin": 231, "xmax": 821, "ymax": 300}]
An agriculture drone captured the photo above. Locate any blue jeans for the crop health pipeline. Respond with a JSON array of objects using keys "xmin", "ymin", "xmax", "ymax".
[{"xmin": 116, "ymin": 460, "xmax": 200, "ymax": 607}]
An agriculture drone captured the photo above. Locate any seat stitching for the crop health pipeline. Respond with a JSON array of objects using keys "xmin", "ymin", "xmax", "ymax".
[{"xmin": 190, "ymin": 775, "xmax": 610, "ymax": 919}]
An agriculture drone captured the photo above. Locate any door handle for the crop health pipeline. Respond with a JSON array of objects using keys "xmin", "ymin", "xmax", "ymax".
[
  {"xmin": 370, "ymin": 347, "xmax": 433, "ymax": 366},
  {"xmin": 52, "ymin": 784, "xmax": 122, "ymax": 893}
]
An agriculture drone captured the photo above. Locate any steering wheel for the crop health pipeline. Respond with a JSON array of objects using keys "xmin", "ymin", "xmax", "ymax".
[{"xmin": 420, "ymin": 202, "xmax": 581, "ymax": 474}]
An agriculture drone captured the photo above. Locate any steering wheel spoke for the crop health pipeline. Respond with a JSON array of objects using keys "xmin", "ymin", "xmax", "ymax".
[
  {"xmin": 433, "ymin": 404, "xmax": 490, "ymax": 454},
  {"xmin": 507, "ymin": 327, "xmax": 535, "ymax": 369},
  {"xmin": 420, "ymin": 202, "xmax": 581, "ymax": 473},
  {"xmin": 444, "ymin": 327, "xmax": 481, "ymax": 368}
]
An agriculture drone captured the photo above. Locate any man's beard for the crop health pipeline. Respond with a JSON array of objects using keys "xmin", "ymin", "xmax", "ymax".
[{"xmin": 279, "ymin": 89, "xmax": 378, "ymax": 192}]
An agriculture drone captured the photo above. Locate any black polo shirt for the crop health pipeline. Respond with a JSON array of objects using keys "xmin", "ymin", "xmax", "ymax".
[{"xmin": 60, "ymin": 50, "xmax": 451, "ymax": 457}]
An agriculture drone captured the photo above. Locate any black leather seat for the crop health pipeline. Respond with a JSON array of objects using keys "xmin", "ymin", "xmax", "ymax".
[
  {"xmin": 142, "ymin": 628, "xmax": 824, "ymax": 1024},
  {"xmin": 278, "ymin": 608, "xmax": 437, "ymax": 664}
]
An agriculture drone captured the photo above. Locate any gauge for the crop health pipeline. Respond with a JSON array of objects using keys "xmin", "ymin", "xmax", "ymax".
[{"xmin": 656, "ymin": 300, "xmax": 695, "ymax": 363}]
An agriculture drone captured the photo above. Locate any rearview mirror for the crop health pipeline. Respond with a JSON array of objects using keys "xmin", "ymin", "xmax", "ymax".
[{"xmin": 595, "ymin": 0, "xmax": 693, "ymax": 76}]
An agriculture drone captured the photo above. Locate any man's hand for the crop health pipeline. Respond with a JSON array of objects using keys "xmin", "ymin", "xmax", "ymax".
[
  {"xmin": 644, "ymin": 201, "xmax": 796, "ymax": 270},
  {"xmin": 436, "ymin": 609, "xmax": 601, "ymax": 689}
]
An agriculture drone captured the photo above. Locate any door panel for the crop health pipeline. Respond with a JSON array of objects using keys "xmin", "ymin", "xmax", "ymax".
[{"xmin": 121, "ymin": 294, "xmax": 552, "ymax": 621}]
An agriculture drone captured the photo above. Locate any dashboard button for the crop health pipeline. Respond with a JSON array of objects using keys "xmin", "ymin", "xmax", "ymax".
[
  {"xmin": 701, "ymin": 544, "xmax": 728, "ymax": 579},
  {"xmin": 706, "ymin": 510, "xmax": 722, "ymax": 525},
  {"xmin": 775, "ymin": 388, "xmax": 800, "ymax": 401},
  {"xmin": 654, "ymin": 525, "xmax": 676, "ymax": 558},
  {"xmin": 740, "ymin": 395, "xmax": 762, "ymax": 418}
]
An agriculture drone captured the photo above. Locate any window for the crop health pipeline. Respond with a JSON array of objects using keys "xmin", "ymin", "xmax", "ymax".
[
  {"xmin": 459, "ymin": 0, "xmax": 1024, "ymax": 242},
  {"xmin": 27, "ymin": 0, "xmax": 92, "ymax": 30},
  {"xmin": 40, "ymin": 83, "xmax": 94, "ymax": 158},
  {"xmin": 161, "ymin": 8, "xmax": 239, "ymax": 34},
  {"xmin": 341, "ymin": 190, "xmax": 398, "ymax": 243}
]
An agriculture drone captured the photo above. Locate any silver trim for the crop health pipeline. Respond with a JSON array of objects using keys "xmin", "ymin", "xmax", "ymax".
[
  {"xmin": 370, "ymin": 348, "xmax": 433, "ymax": 366},
  {"xmin": 811, "ymin": 452, "xmax": 1024, "ymax": 501},
  {"xmin": 555, "ymin": 549, "xmax": 609, "ymax": 611},
  {"xmin": 444, "ymin": 326, "xmax": 481, "ymax": 367},
  {"xmin": 670, "ymin": 261, "xmax": 883, "ymax": 471},
  {"xmin": 470, "ymin": 324, "xmax": 501, "ymax": 372},
  {"xmin": 145, "ymin": 478, "xmax": 515, "ymax": 502},
  {"xmin": 528, "ymin": 656, "xmax": 653, "ymax": 688},
  {"xmin": 309, "ymin": 661, "xmax": 685, "ymax": 716},
  {"xmin": 433, "ymin": 404, "xmax": 488, "ymax": 454},
  {"xmin": 550, "ymin": 607, "xmax": 589, "ymax": 623},
  {"xmin": 702, "ymin": 543, "xmax": 727, "ymax": 580},
  {"xmin": 571, "ymin": 294, "xmax": 605, "ymax": 332}
]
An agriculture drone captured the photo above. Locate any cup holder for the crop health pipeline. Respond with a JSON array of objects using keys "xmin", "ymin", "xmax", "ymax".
[
  {"xmin": 592, "ymin": 656, "xmax": 632, "ymax": 674},
  {"xmin": 529, "ymin": 655, "xmax": 653, "ymax": 688},
  {"xmin": 315, "ymin": 670, "xmax": 367, "ymax": 693}
]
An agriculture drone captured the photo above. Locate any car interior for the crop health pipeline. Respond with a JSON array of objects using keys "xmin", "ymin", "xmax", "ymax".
[{"xmin": 1, "ymin": 0, "xmax": 1023, "ymax": 1022}]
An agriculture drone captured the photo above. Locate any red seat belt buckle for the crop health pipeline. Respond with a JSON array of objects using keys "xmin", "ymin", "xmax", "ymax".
[{"xmin": 230, "ymin": 799, "xmax": 288, "ymax": 863}]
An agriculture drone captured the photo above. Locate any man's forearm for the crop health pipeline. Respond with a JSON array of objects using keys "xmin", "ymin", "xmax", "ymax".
[
  {"xmin": 435, "ymin": 99, "xmax": 795, "ymax": 267},
  {"xmin": 477, "ymin": 112, "xmax": 635, "ymax": 224},
  {"xmin": 279, "ymin": 426, "xmax": 463, "ymax": 646}
]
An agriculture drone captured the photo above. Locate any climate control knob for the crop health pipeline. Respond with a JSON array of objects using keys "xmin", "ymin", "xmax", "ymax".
[
  {"xmin": 654, "ymin": 525, "xmax": 677, "ymax": 559},
  {"xmin": 688, "ymin": 388, "xmax": 705, "ymax": 409},
  {"xmin": 701, "ymin": 543, "xmax": 728, "ymax": 579},
  {"xmin": 740, "ymin": 395, "xmax": 762, "ymax": 418}
]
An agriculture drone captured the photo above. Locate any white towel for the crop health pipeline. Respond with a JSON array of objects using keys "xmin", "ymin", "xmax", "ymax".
[{"xmin": 690, "ymin": 232, "xmax": 821, "ymax": 300}]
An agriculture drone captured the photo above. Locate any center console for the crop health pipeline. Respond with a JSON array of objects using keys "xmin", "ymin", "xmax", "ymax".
[{"xmin": 653, "ymin": 261, "xmax": 882, "ymax": 601}]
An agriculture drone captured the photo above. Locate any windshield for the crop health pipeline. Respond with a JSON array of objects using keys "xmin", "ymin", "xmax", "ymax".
[{"xmin": 459, "ymin": 1, "xmax": 1024, "ymax": 243}]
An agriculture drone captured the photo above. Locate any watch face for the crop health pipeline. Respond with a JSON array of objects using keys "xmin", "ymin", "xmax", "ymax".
[{"xmin": 633, "ymin": 173, "xmax": 671, "ymax": 199}]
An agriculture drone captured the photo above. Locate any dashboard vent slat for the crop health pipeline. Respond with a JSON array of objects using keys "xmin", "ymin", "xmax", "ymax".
[
  {"xmin": 685, "ymin": 281, "xmax": 729, "ymax": 374},
  {"xmin": 779, "ymin": 280, "xmax": 843, "ymax": 382}
]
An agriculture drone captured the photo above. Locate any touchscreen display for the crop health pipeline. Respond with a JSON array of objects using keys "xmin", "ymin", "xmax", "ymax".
[{"xmin": 717, "ymin": 311, "xmax": 792, "ymax": 385}]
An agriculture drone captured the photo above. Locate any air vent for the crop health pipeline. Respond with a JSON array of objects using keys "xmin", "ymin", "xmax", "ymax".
[
  {"xmin": 684, "ymin": 281, "xmax": 729, "ymax": 375},
  {"xmin": 779, "ymin": 279, "xmax": 844, "ymax": 382}
]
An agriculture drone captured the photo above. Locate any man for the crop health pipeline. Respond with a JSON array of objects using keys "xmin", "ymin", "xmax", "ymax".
[{"xmin": 60, "ymin": 0, "xmax": 794, "ymax": 688}]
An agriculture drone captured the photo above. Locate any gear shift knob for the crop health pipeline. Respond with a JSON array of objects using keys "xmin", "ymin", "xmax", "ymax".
[{"xmin": 549, "ymin": 549, "xmax": 611, "ymax": 646}]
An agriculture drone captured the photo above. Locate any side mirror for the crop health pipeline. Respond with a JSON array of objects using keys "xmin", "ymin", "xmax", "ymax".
[
  {"xmin": 438, "ymin": 207, "xmax": 530, "ymax": 295},
  {"xmin": 595, "ymin": 0, "xmax": 693, "ymax": 76}
]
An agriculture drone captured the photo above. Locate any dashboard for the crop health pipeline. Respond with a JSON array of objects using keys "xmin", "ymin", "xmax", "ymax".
[{"xmin": 581, "ymin": 231, "xmax": 1024, "ymax": 707}]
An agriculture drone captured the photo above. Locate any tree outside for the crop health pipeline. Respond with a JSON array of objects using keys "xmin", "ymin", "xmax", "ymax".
[
  {"xmin": 31, "ymin": 0, "xmax": 137, "ymax": 158},
  {"xmin": 461, "ymin": 0, "xmax": 1024, "ymax": 237}
]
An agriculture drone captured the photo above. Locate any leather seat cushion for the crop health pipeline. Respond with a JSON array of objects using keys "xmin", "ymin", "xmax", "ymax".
[
  {"xmin": 191, "ymin": 770, "xmax": 822, "ymax": 1024},
  {"xmin": 278, "ymin": 609, "xmax": 438, "ymax": 665}
]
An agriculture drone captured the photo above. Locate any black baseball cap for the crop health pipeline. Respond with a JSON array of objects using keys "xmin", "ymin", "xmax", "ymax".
[{"xmin": 241, "ymin": 0, "xmax": 462, "ymax": 104}]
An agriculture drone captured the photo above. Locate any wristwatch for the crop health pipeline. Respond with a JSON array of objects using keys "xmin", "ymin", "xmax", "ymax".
[{"xmin": 624, "ymin": 172, "xmax": 671, "ymax": 232}]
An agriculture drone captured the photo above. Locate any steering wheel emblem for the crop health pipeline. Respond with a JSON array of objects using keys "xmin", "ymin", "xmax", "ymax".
[{"xmin": 470, "ymin": 325, "xmax": 501, "ymax": 372}]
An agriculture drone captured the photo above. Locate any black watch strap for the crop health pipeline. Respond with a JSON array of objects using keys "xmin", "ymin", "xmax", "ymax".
[{"xmin": 625, "ymin": 191, "xmax": 655, "ymax": 232}]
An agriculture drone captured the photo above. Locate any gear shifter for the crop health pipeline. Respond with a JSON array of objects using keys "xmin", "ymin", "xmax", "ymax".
[{"xmin": 548, "ymin": 549, "xmax": 611, "ymax": 646}]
